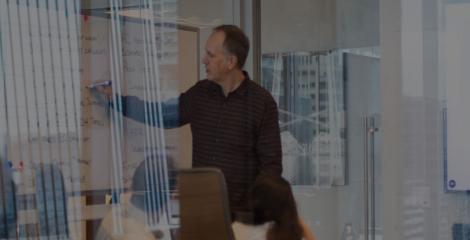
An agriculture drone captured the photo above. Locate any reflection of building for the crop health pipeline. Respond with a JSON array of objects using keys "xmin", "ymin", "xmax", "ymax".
[
  {"xmin": 262, "ymin": 51, "xmax": 346, "ymax": 186},
  {"xmin": 310, "ymin": 134, "xmax": 346, "ymax": 186},
  {"xmin": 400, "ymin": 96, "xmax": 442, "ymax": 240}
]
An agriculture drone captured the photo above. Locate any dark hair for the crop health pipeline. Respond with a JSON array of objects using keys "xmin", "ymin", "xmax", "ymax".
[
  {"xmin": 131, "ymin": 154, "xmax": 177, "ymax": 213},
  {"xmin": 213, "ymin": 24, "xmax": 250, "ymax": 69},
  {"xmin": 250, "ymin": 174, "xmax": 303, "ymax": 240}
]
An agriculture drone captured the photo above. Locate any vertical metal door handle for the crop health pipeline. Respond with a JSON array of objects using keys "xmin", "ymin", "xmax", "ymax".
[
  {"xmin": 363, "ymin": 115, "xmax": 378, "ymax": 240},
  {"xmin": 363, "ymin": 116, "xmax": 370, "ymax": 240}
]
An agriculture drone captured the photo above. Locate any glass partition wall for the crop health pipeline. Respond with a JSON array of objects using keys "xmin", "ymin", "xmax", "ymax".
[
  {"xmin": 260, "ymin": 0, "xmax": 470, "ymax": 239},
  {"xmin": 0, "ymin": 1, "xmax": 84, "ymax": 238},
  {"xmin": 0, "ymin": 0, "xmax": 230, "ymax": 239},
  {"xmin": 380, "ymin": 0, "xmax": 470, "ymax": 239},
  {"xmin": 260, "ymin": 1, "xmax": 381, "ymax": 239},
  {"xmin": 2, "ymin": 0, "xmax": 470, "ymax": 239}
]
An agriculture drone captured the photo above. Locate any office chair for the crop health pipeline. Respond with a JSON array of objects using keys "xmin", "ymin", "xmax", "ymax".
[
  {"xmin": 0, "ymin": 159, "xmax": 17, "ymax": 239},
  {"xmin": 35, "ymin": 163, "xmax": 69, "ymax": 238},
  {"xmin": 453, "ymin": 223, "xmax": 470, "ymax": 240},
  {"xmin": 178, "ymin": 168, "xmax": 235, "ymax": 240}
]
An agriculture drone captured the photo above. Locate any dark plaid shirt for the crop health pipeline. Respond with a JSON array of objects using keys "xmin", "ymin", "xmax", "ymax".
[{"xmin": 117, "ymin": 72, "xmax": 282, "ymax": 213}]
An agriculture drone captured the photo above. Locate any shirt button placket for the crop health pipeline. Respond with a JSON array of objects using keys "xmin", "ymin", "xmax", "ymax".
[
  {"xmin": 213, "ymin": 98, "xmax": 225, "ymax": 163},
  {"xmin": 216, "ymin": 101, "xmax": 226, "ymax": 128}
]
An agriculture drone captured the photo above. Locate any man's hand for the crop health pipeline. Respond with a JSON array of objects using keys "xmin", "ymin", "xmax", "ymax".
[
  {"xmin": 95, "ymin": 85, "xmax": 113, "ymax": 99},
  {"xmin": 84, "ymin": 80, "xmax": 113, "ymax": 99}
]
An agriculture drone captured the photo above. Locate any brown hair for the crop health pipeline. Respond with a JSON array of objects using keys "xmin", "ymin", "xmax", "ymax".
[
  {"xmin": 213, "ymin": 24, "xmax": 250, "ymax": 69},
  {"xmin": 250, "ymin": 174, "xmax": 303, "ymax": 240}
]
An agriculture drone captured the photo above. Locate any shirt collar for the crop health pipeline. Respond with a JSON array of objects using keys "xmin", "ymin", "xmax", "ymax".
[
  {"xmin": 232, "ymin": 71, "xmax": 250, "ymax": 96},
  {"xmin": 207, "ymin": 71, "xmax": 250, "ymax": 97}
]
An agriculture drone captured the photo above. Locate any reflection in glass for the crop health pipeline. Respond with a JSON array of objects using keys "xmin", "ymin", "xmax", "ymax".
[
  {"xmin": 262, "ymin": 51, "xmax": 345, "ymax": 186},
  {"xmin": 0, "ymin": 0, "xmax": 180, "ymax": 238}
]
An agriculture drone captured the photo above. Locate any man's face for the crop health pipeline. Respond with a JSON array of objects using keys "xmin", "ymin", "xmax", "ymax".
[{"xmin": 202, "ymin": 31, "xmax": 233, "ymax": 82}]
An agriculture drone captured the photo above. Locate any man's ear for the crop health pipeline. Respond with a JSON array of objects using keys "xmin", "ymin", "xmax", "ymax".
[{"xmin": 228, "ymin": 55, "xmax": 238, "ymax": 70}]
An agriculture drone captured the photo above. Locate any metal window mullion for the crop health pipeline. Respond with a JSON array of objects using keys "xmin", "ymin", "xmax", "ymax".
[
  {"xmin": 38, "ymin": 0, "xmax": 64, "ymax": 236},
  {"xmin": 64, "ymin": 0, "xmax": 83, "ymax": 234},
  {"xmin": 363, "ymin": 116, "xmax": 370, "ymax": 240},
  {"xmin": 34, "ymin": 0, "xmax": 61, "ymax": 236},
  {"xmin": 108, "ymin": 0, "xmax": 124, "ymax": 234},
  {"xmin": 16, "ymin": 1, "xmax": 43, "ymax": 237},
  {"xmin": 44, "ymin": 0, "xmax": 69, "ymax": 235},
  {"xmin": 24, "ymin": 1, "xmax": 48, "ymax": 236},
  {"xmin": 0, "ymin": 1, "xmax": 15, "ymax": 238},
  {"xmin": 5, "ymin": 0, "xmax": 26, "ymax": 181},
  {"xmin": 326, "ymin": 53, "xmax": 334, "ymax": 186},
  {"xmin": 148, "ymin": 0, "xmax": 171, "ymax": 225},
  {"xmin": 140, "ymin": 0, "xmax": 158, "ymax": 226},
  {"xmin": 155, "ymin": 0, "xmax": 172, "ymax": 224},
  {"xmin": 68, "ymin": 0, "xmax": 83, "ymax": 195},
  {"xmin": 314, "ymin": 55, "xmax": 320, "ymax": 187},
  {"xmin": 140, "ymin": 0, "xmax": 153, "ymax": 227},
  {"xmin": 51, "ymin": 0, "xmax": 75, "ymax": 235},
  {"xmin": 112, "ymin": 0, "xmax": 126, "ymax": 195}
]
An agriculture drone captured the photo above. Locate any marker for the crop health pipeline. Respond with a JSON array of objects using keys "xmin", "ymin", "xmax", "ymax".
[{"xmin": 87, "ymin": 80, "xmax": 112, "ymax": 89}]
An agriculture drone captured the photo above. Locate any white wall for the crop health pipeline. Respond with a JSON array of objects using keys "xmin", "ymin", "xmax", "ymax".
[
  {"xmin": 380, "ymin": 0, "xmax": 470, "ymax": 239},
  {"xmin": 336, "ymin": 0, "xmax": 379, "ymax": 48},
  {"xmin": 261, "ymin": 0, "xmax": 379, "ymax": 54},
  {"xmin": 261, "ymin": 0, "xmax": 336, "ymax": 53},
  {"xmin": 178, "ymin": 0, "xmax": 235, "ymax": 79}
]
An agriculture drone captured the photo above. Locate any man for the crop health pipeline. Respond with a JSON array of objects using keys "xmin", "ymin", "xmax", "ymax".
[{"xmin": 95, "ymin": 25, "xmax": 282, "ymax": 215}]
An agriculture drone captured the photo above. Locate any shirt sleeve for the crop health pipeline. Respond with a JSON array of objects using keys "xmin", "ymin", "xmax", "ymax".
[
  {"xmin": 256, "ymin": 97, "xmax": 283, "ymax": 176},
  {"xmin": 178, "ymin": 90, "xmax": 191, "ymax": 125},
  {"xmin": 110, "ymin": 95, "xmax": 182, "ymax": 128}
]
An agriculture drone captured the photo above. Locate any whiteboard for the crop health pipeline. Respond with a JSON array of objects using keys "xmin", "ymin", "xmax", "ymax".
[
  {"xmin": 2, "ymin": 8, "xmax": 198, "ymax": 194},
  {"xmin": 80, "ymin": 15, "xmax": 198, "ymax": 192}
]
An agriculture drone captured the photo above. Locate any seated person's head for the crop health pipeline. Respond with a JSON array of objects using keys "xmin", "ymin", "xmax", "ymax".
[
  {"xmin": 130, "ymin": 154, "xmax": 177, "ymax": 213},
  {"xmin": 250, "ymin": 174, "xmax": 303, "ymax": 240}
]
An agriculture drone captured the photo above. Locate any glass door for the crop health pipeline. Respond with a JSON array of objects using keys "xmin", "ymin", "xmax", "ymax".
[
  {"xmin": 259, "ymin": 1, "xmax": 381, "ymax": 239},
  {"xmin": 344, "ymin": 52, "xmax": 381, "ymax": 240}
]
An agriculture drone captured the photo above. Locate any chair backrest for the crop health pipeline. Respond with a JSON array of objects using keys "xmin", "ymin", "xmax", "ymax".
[
  {"xmin": 0, "ymin": 160, "xmax": 16, "ymax": 239},
  {"xmin": 35, "ymin": 163, "xmax": 69, "ymax": 238},
  {"xmin": 178, "ymin": 168, "xmax": 234, "ymax": 240},
  {"xmin": 452, "ymin": 223, "xmax": 470, "ymax": 240}
]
